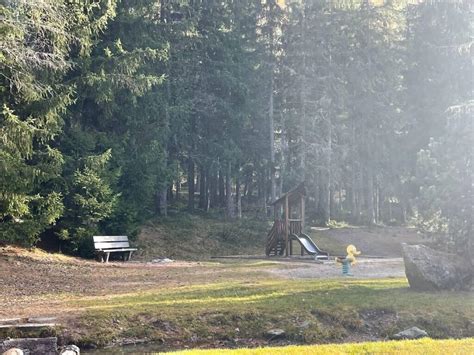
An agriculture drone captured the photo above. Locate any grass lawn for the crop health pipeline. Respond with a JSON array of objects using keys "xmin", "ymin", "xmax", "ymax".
[
  {"xmin": 69, "ymin": 269, "xmax": 473, "ymax": 349},
  {"xmin": 168, "ymin": 338, "xmax": 474, "ymax": 355}
]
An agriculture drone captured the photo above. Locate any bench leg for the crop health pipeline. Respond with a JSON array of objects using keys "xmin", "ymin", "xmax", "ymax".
[
  {"xmin": 128, "ymin": 251, "xmax": 134, "ymax": 261},
  {"xmin": 105, "ymin": 252, "xmax": 110, "ymax": 263}
]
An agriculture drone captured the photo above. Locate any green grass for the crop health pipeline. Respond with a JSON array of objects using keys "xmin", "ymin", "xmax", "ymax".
[
  {"xmin": 166, "ymin": 338, "xmax": 474, "ymax": 354},
  {"xmin": 68, "ymin": 273, "xmax": 474, "ymax": 349}
]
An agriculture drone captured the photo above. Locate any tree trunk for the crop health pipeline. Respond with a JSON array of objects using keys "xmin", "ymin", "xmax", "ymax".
[
  {"xmin": 318, "ymin": 179, "xmax": 330, "ymax": 226},
  {"xmin": 279, "ymin": 109, "xmax": 288, "ymax": 198},
  {"xmin": 176, "ymin": 174, "xmax": 181, "ymax": 202},
  {"xmin": 320, "ymin": 109, "xmax": 332, "ymax": 226},
  {"xmin": 269, "ymin": 54, "xmax": 276, "ymax": 203},
  {"xmin": 226, "ymin": 162, "xmax": 235, "ymax": 219},
  {"xmin": 199, "ymin": 166, "xmax": 206, "ymax": 209},
  {"xmin": 204, "ymin": 170, "xmax": 209, "ymax": 211},
  {"xmin": 209, "ymin": 169, "xmax": 218, "ymax": 208},
  {"xmin": 160, "ymin": 186, "xmax": 168, "ymax": 216},
  {"xmin": 376, "ymin": 185, "xmax": 382, "ymax": 224},
  {"xmin": 330, "ymin": 186, "xmax": 336, "ymax": 220},
  {"xmin": 263, "ymin": 168, "xmax": 268, "ymax": 216},
  {"xmin": 243, "ymin": 175, "xmax": 249, "ymax": 198},
  {"xmin": 188, "ymin": 158, "xmax": 195, "ymax": 211},
  {"xmin": 236, "ymin": 175, "xmax": 242, "ymax": 219},
  {"xmin": 299, "ymin": 3, "xmax": 308, "ymax": 179},
  {"xmin": 168, "ymin": 184, "xmax": 173, "ymax": 203},
  {"xmin": 353, "ymin": 165, "xmax": 362, "ymax": 225},
  {"xmin": 218, "ymin": 168, "xmax": 225, "ymax": 206},
  {"xmin": 350, "ymin": 116, "xmax": 359, "ymax": 223},
  {"xmin": 259, "ymin": 168, "xmax": 267, "ymax": 217},
  {"xmin": 366, "ymin": 169, "xmax": 376, "ymax": 225}
]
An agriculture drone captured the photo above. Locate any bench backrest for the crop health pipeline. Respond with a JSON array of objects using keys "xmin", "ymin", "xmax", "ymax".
[{"xmin": 93, "ymin": 236, "xmax": 130, "ymax": 250}]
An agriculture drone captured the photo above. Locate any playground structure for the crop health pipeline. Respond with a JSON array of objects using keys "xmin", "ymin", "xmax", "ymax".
[{"xmin": 265, "ymin": 182, "xmax": 329, "ymax": 259}]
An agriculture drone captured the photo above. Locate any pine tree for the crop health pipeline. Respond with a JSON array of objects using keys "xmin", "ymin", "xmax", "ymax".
[{"xmin": 0, "ymin": 0, "xmax": 117, "ymax": 245}]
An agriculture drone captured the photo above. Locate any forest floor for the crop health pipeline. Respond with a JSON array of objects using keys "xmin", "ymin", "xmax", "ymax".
[
  {"xmin": 136, "ymin": 214, "xmax": 425, "ymax": 261},
  {"xmin": 1, "ymin": 224, "xmax": 472, "ymax": 353}
]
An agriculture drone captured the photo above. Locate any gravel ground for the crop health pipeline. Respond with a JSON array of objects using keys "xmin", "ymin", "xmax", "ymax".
[{"xmin": 266, "ymin": 257, "xmax": 406, "ymax": 279}]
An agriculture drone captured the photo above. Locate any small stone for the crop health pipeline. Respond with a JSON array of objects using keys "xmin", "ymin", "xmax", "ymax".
[
  {"xmin": 0, "ymin": 318, "xmax": 22, "ymax": 325},
  {"xmin": 27, "ymin": 317, "xmax": 57, "ymax": 324},
  {"xmin": 151, "ymin": 258, "xmax": 174, "ymax": 263},
  {"xmin": 59, "ymin": 344, "xmax": 80, "ymax": 355},
  {"xmin": 2, "ymin": 349, "xmax": 24, "ymax": 355},
  {"xmin": 297, "ymin": 321, "xmax": 311, "ymax": 329},
  {"xmin": 265, "ymin": 329, "xmax": 285, "ymax": 339},
  {"xmin": 391, "ymin": 326, "xmax": 428, "ymax": 340}
]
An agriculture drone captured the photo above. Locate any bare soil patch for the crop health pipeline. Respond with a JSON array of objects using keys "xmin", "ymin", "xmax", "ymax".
[{"xmin": 0, "ymin": 246, "xmax": 209, "ymax": 318}]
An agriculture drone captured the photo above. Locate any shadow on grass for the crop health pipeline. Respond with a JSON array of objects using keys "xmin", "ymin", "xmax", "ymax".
[
  {"xmin": 71, "ymin": 278, "xmax": 473, "ymax": 349},
  {"xmin": 74, "ymin": 278, "xmax": 472, "ymax": 317}
]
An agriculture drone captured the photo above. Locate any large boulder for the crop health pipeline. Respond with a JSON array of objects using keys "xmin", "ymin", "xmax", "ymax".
[
  {"xmin": 402, "ymin": 243, "xmax": 472, "ymax": 291},
  {"xmin": 265, "ymin": 329, "xmax": 286, "ymax": 340}
]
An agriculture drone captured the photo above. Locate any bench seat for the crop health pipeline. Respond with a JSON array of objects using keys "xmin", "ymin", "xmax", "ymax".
[
  {"xmin": 94, "ymin": 236, "xmax": 137, "ymax": 262},
  {"xmin": 96, "ymin": 247, "xmax": 137, "ymax": 252}
]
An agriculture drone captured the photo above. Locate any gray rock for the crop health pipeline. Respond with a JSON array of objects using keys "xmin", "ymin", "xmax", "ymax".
[
  {"xmin": 265, "ymin": 329, "xmax": 285, "ymax": 339},
  {"xmin": 2, "ymin": 349, "xmax": 24, "ymax": 355},
  {"xmin": 60, "ymin": 345, "xmax": 80, "ymax": 355},
  {"xmin": 401, "ymin": 243, "xmax": 472, "ymax": 291},
  {"xmin": 391, "ymin": 326, "xmax": 428, "ymax": 340},
  {"xmin": 0, "ymin": 338, "xmax": 57, "ymax": 355},
  {"xmin": 296, "ymin": 321, "xmax": 311, "ymax": 329},
  {"xmin": 151, "ymin": 258, "xmax": 174, "ymax": 263},
  {"xmin": 27, "ymin": 318, "xmax": 56, "ymax": 324}
]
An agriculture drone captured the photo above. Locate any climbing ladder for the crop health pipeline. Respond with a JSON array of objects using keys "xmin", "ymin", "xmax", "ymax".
[
  {"xmin": 265, "ymin": 220, "xmax": 285, "ymax": 256},
  {"xmin": 265, "ymin": 182, "xmax": 307, "ymax": 257}
]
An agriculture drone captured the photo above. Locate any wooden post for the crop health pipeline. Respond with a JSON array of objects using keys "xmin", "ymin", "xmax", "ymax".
[
  {"xmin": 301, "ymin": 194, "xmax": 305, "ymax": 233},
  {"xmin": 285, "ymin": 194, "xmax": 289, "ymax": 256}
]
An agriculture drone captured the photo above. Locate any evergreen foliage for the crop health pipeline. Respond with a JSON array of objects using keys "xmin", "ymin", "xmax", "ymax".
[{"xmin": 0, "ymin": 0, "xmax": 471, "ymax": 257}]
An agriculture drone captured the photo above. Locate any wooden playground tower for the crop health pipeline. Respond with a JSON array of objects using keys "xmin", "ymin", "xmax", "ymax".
[
  {"xmin": 265, "ymin": 182, "xmax": 329, "ymax": 259},
  {"xmin": 266, "ymin": 182, "xmax": 306, "ymax": 256}
]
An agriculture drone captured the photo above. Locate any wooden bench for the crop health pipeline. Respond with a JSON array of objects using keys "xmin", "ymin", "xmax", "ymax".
[{"xmin": 93, "ymin": 236, "xmax": 137, "ymax": 263}]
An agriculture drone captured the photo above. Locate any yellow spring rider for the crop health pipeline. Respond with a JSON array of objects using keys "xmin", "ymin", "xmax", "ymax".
[{"xmin": 336, "ymin": 245, "xmax": 361, "ymax": 276}]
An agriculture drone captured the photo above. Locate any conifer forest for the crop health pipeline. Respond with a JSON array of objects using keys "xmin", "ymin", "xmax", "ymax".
[{"xmin": 1, "ymin": 0, "xmax": 472, "ymax": 259}]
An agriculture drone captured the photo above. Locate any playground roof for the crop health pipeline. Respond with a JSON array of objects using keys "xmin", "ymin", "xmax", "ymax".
[{"xmin": 271, "ymin": 182, "xmax": 306, "ymax": 206}]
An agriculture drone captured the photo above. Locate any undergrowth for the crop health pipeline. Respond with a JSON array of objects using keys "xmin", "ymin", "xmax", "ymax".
[{"xmin": 136, "ymin": 214, "xmax": 270, "ymax": 260}]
